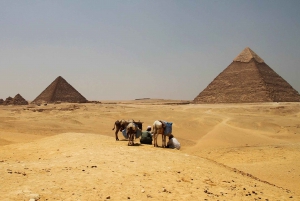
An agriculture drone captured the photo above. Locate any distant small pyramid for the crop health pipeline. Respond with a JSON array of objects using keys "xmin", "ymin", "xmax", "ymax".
[
  {"xmin": 1, "ymin": 94, "xmax": 28, "ymax": 105},
  {"xmin": 3, "ymin": 96, "xmax": 13, "ymax": 105},
  {"xmin": 12, "ymin": 94, "xmax": 28, "ymax": 105},
  {"xmin": 33, "ymin": 76, "xmax": 87, "ymax": 104},
  {"xmin": 193, "ymin": 47, "xmax": 300, "ymax": 103}
]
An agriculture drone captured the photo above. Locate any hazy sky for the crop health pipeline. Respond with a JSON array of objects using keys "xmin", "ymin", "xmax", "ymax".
[{"xmin": 1, "ymin": 0, "xmax": 299, "ymax": 101}]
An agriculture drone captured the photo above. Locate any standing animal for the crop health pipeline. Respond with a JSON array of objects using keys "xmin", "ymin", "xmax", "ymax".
[
  {"xmin": 152, "ymin": 120, "xmax": 171, "ymax": 148},
  {"xmin": 112, "ymin": 119, "xmax": 143, "ymax": 141},
  {"xmin": 112, "ymin": 119, "xmax": 129, "ymax": 141},
  {"xmin": 126, "ymin": 122, "xmax": 141, "ymax": 146}
]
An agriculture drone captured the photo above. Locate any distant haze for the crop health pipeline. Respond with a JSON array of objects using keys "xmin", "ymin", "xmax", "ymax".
[{"xmin": 1, "ymin": 1, "xmax": 299, "ymax": 101}]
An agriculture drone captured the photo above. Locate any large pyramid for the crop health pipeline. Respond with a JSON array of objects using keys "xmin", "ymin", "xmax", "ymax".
[
  {"xmin": 193, "ymin": 47, "xmax": 300, "ymax": 103},
  {"xmin": 33, "ymin": 76, "xmax": 87, "ymax": 104}
]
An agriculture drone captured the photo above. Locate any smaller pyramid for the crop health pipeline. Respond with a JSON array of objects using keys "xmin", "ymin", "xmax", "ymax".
[
  {"xmin": 3, "ymin": 96, "xmax": 13, "ymax": 105},
  {"xmin": 33, "ymin": 76, "xmax": 87, "ymax": 104},
  {"xmin": 2, "ymin": 94, "xmax": 28, "ymax": 105},
  {"xmin": 0, "ymin": 99, "xmax": 3, "ymax": 105},
  {"xmin": 12, "ymin": 94, "xmax": 28, "ymax": 105}
]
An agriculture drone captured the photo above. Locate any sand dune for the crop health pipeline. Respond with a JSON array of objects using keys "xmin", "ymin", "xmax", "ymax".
[{"xmin": 0, "ymin": 100, "xmax": 299, "ymax": 200}]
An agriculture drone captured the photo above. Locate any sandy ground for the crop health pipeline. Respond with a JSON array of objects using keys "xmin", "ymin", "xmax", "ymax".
[{"xmin": 0, "ymin": 100, "xmax": 300, "ymax": 201}]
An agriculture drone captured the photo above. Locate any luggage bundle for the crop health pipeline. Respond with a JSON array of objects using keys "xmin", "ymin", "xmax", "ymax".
[
  {"xmin": 162, "ymin": 121, "xmax": 173, "ymax": 135},
  {"xmin": 122, "ymin": 124, "xmax": 142, "ymax": 139},
  {"xmin": 136, "ymin": 129, "xmax": 142, "ymax": 138},
  {"xmin": 122, "ymin": 129, "xmax": 128, "ymax": 139}
]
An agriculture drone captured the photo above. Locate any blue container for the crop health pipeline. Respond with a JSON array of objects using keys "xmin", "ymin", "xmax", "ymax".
[
  {"xmin": 122, "ymin": 129, "xmax": 128, "ymax": 139},
  {"xmin": 122, "ymin": 126, "xmax": 141, "ymax": 139},
  {"xmin": 163, "ymin": 122, "xmax": 173, "ymax": 135},
  {"xmin": 136, "ymin": 129, "xmax": 142, "ymax": 138}
]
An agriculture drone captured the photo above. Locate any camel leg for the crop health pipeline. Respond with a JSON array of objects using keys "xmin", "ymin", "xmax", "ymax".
[
  {"xmin": 129, "ymin": 134, "xmax": 131, "ymax": 145},
  {"xmin": 128, "ymin": 133, "xmax": 132, "ymax": 146},
  {"xmin": 131, "ymin": 133, "xmax": 134, "ymax": 145},
  {"xmin": 128, "ymin": 132, "xmax": 135, "ymax": 146},
  {"xmin": 113, "ymin": 122, "xmax": 121, "ymax": 141},
  {"xmin": 153, "ymin": 134, "xmax": 158, "ymax": 147},
  {"xmin": 115, "ymin": 129, "xmax": 120, "ymax": 141}
]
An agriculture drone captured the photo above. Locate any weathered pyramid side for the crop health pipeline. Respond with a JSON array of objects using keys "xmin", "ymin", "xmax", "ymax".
[
  {"xmin": 193, "ymin": 47, "xmax": 300, "ymax": 103},
  {"xmin": 50, "ymin": 77, "xmax": 87, "ymax": 103},
  {"xmin": 33, "ymin": 76, "xmax": 87, "ymax": 104},
  {"xmin": 256, "ymin": 62, "xmax": 300, "ymax": 102},
  {"xmin": 33, "ymin": 77, "xmax": 61, "ymax": 103},
  {"xmin": 193, "ymin": 59, "xmax": 272, "ymax": 103}
]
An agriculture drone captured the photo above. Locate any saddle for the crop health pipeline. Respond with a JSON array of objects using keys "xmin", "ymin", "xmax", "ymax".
[
  {"xmin": 133, "ymin": 121, "xmax": 143, "ymax": 130},
  {"xmin": 159, "ymin": 120, "xmax": 172, "ymax": 135},
  {"xmin": 159, "ymin": 120, "xmax": 166, "ymax": 128}
]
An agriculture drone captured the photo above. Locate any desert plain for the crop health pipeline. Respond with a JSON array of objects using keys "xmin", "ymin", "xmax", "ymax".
[{"xmin": 0, "ymin": 99, "xmax": 300, "ymax": 201}]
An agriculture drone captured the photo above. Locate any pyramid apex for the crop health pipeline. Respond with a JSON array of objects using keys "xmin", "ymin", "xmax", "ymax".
[
  {"xmin": 54, "ymin": 76, "xmax": 67, "ymax": 83},
  {"xmin": 14, "ymin": 93, "xmax": 22, "ymax": 98},
  {"xmin": 233, "ymin": 47, "xmax": 264, "ymax": 63}
]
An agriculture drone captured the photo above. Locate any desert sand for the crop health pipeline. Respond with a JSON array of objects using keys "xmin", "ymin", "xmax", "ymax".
[{"xmin": 0, "ymin": 100, "xmax": 300, "ymax": 200}]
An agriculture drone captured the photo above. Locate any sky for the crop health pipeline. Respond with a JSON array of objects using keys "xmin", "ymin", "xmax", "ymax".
[{"xmin": 1, "ymin": 0, "xmax": 300, "ymax": 101}]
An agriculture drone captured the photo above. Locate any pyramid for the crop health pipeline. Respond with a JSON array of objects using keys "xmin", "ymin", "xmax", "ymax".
[
  {"xmin": 3, "ymin": 96, "xmax": 13, "ymax": 105},
  {"xmin": 33, "ymin": 76, "xmax": 87, "ymax": 104},
  {"xmin": 193, "ymin": 47, "xmax": 300, "ymax": 103},
  {"xmin": 12, "ymin": 94, "xmax": 28, "ymax": 105},
  {"xmin": 1, "ymin": 94, "xmax": 28, "ymax": 105}
]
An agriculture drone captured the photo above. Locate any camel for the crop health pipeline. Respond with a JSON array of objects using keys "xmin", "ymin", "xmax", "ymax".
[
  {"xmin": 126, "ymin": 122, "xmax": 141, "ymax": 146},
  {"xmin": 112, "ymin": 119, "xmax": 143, "ymax": 141},
  {"xmin": 112, "ymin": 119, "xmax": 128, "ymax": 140},
  {"xmin": 152, "ymin": 120, "xmax": 172, "ymax": 148}
]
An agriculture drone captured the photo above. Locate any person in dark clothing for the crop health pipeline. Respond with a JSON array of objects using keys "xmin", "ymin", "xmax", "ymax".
[{"xmin": 140, "ymin": 126, "xmax": 153, "ymax": 145}]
